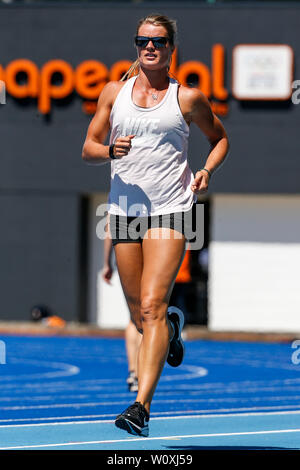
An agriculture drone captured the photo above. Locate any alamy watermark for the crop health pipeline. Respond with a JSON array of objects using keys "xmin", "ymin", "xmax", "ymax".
[
  {"xmin": 96, "ymin": 199, "xmax": 205, "ymax": 250},
  {"xmin": 291, "ymin": 340, "xmax": 300, "ymax": 365},
  {"xmin": 0, "ymin": 340, "xmax": 6, "ymax": 365},
  {"xmin": 291, "ymin": 80, "xmax": 300, "ymax": 104},
  {"xmin": 0, "ymin": 81, "xmax": 5, "ymax": 105}
]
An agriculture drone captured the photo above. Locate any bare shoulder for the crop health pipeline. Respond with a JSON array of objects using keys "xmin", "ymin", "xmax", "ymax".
[
  {"xmin": 85, "ymin": 81, "xmax": 127, "ymax": 142},
  {"xmin": 178, "ymin": 84, "xmax": 213, "ymax": 124},
  {"xmin": 178, "ymin": 84, "xmax": 209, "ymax": 108},
  {"xmin": 97, "ymin": 80, "xmax": 126, "ymax": 107}
]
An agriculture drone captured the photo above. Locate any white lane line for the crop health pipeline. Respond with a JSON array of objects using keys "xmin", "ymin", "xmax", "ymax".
[
  {"xmin": 0, "ymin": 364, "xmax": 207, "ymax": 384},
  {"xmin": 2, "ymin": 394, "xmax": 300, "ymax": 411},
  {"xmin": 0, "ymin": 409, "xmax": 300, "ymax": 428},
  {"xmin": 0, "ymin": 359, "xmax": 80, "ymax": 381},
  {"xmin": 2, "ymin": 384, "xmax": 300, "ymax": 402},
  {"xmin": 1, "ymin": 404, "xmax": 300, "ymax": 424},
  {"xmin": 1, "ymin": 428, "xmax": 300, "ymax": 450}
]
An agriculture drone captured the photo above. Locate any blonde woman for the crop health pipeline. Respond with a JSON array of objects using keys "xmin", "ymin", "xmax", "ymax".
[{"xmin": 82, "ymin": 13, "xmax": 229, "ymax": 436}]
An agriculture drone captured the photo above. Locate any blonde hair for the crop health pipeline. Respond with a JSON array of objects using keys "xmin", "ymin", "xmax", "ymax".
[{"xmin": 121, "ymin": 13, "xmax": 177, "ymax": 81}]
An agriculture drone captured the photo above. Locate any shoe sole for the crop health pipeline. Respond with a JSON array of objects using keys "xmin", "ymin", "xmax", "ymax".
[
  {"xmin": 168, "ymin": 305, "xmax": 185, "ymax": 332},
  {"xmin": 115, "ymin": 416, "xmax": 149, "ymax": 437},
  {"xmin": 167, "ymin": 306, "xmax": 185, "ymax": 367}
]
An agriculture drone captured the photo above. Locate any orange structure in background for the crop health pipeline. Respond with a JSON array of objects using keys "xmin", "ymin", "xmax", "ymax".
[{"xmin": 175, "ymin": 249, "xmax": 192, "ymax": 284}]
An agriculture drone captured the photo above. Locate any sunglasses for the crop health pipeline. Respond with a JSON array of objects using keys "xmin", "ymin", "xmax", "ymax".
[{"xmin": 134, "ymin": 36, "xmax": 169, "ymax": 49}]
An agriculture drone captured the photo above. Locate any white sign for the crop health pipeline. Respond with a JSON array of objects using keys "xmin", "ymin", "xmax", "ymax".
[
  {"xmin": 232, "ymin": 44, "xmax": 293, "ymax": 100},
  {"xmin": 0, "ymin": 80, "xmax": 5, "ymax": 104}
]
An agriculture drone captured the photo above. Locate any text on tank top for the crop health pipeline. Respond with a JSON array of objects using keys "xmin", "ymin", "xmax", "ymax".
[{"xmin": 108, "ymin": 76, "xmax": 196, "ymax": 216}]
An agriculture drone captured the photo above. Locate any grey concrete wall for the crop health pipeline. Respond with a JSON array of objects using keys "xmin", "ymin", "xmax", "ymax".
[{"xmin": 0, "ymin": 191, "xmax": 84, "ymax": 321}]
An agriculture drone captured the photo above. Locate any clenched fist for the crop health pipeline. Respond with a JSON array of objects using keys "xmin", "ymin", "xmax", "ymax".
[
  {"xmin": 191, "ymin": 169, "xmax": 211, "ymax": 194},
  {"xmin": 111, "ymin": 135, "xmax": 135, "ymax": 159}
]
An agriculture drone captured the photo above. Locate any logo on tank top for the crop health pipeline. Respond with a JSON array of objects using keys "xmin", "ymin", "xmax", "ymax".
[{"xmin": 122, "ymin": 117, "xmax": 160, "ymax": 137}]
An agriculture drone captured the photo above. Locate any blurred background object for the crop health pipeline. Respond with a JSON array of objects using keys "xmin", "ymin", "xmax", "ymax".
[{"xmin": 30, "ymin": 304, "xmax": 66, "ymax": 328}]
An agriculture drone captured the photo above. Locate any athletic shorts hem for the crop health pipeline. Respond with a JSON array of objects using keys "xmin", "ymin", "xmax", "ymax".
[{"xmin": 109, "ymin": 204, "xmax": 196, "ymax": 247}]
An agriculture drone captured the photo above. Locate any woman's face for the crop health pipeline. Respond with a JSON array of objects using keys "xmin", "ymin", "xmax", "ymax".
[{"xmin": 136, "ymin": 23, "xmax": 173, "ymax": 72}]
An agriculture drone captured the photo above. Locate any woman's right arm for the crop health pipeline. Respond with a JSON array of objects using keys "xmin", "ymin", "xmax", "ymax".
[
  {"xmin": 82, "ymin": 81, "xmax": 135, "ymax": 164},
  {"xmin": 81, "ymin": 81, "xmax": 121, "ymax": 164}
]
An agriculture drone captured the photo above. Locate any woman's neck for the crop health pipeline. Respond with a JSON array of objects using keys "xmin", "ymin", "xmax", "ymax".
[{"xmin": 136, "ymin": 67, "xmax": 169, "ymax": 91}]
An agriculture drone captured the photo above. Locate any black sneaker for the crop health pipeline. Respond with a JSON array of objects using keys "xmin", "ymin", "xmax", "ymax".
[
  {"xmin": 115, "ymin": 402, "xmax": 149, "ymax": 436},
  {"xmin": 126, "ymin": 372, "xmax": 138, "ymax": 392},
  {"xmin": 167, "ymin": 306, "xmax": 185, "ymax": 367}
]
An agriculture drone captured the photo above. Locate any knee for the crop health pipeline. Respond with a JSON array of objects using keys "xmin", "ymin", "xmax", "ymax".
[{"xmin": 140, "ymin": 296, "xmax": 166, "ymax": 324}]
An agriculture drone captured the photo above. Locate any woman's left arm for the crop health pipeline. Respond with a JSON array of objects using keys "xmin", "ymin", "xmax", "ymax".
[{"xmin": 182, "ymin": 88, "xmax": 230, "ymax": 195}]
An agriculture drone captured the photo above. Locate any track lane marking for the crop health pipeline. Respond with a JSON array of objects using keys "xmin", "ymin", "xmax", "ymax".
[
  {"xmin": 1, "ymin": 428, "xmax": 300, "ymax": 450},
  {"xmin": 0, "ymin": 409, "xmax": 300, "ymax": 428}
]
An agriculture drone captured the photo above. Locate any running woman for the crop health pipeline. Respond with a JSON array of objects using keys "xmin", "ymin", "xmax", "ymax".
[{"xmin": 82, "ymin": 14, "xmax": 229, "ymax": 437}]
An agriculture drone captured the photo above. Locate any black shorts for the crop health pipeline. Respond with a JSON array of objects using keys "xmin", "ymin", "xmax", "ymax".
[{"xmin": 109, "ymin": 204, "xmax": 196, "ymax": 247}]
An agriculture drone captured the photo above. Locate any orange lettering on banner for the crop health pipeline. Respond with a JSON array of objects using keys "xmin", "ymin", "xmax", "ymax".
[
  {"xmin": 5, "ymin": 59, "xmax": 39, "ymax": 98},
  {"xmin": 39, "ymin": 60, "xmax": 74, "ymax": 114},
  {"xmin": 75, "ymin": 60, "xmax": 109, "ymax": 99},
  {"xmin": 212, "ymin": 44, "xmax": 228, "ymax": 101},
  {"xmin": 169, "ymin": 48, "xmax": 178, "ymax": 79},
  {"xmin": 0, "ymin": 45, "xmax": 229, "ymax": 115},
  {"xmin": 0, "ymin": 64, "xmax": 5, "ymax": 81},
  {"xmin": 110, "ymin": 60, "xmax": 134, "ymax": 81},
  {"xmin": 176, "ymin": 61, "xmax": 211, "ymax": 97}
]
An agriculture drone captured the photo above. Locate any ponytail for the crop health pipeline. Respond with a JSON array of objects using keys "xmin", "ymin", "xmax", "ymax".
[{"xmin": 120, "ymin": 59, "xmax": 140, "ymax": 81}]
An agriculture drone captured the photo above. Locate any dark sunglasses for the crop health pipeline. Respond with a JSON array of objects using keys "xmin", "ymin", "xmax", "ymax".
[{"xmin": 134, "ymin": 36, "xmax": 169, "ymax": 49}]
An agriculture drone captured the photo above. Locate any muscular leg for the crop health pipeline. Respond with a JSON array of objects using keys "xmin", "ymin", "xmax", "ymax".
[
  {"xmin": 113, "ymin": 242, "xmax": 144, "ymax": 332},
  {"xmin": 114, "ymin": 232, "xmax": 186, "ymax": 414},
  {"xmin": 136, "ymin": 228, "xmax": 186, "ymax": 413}
]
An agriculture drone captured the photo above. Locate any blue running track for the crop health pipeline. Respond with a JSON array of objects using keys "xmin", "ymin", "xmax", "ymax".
[{"xmin": 0, "ymin": 335, "xmax": 299, "ymax": 450}]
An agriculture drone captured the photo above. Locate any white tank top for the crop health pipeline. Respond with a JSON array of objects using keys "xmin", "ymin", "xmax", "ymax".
[{"xmin": 108, "ymin": 76, "xmax": 197, "ymax": 216}]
